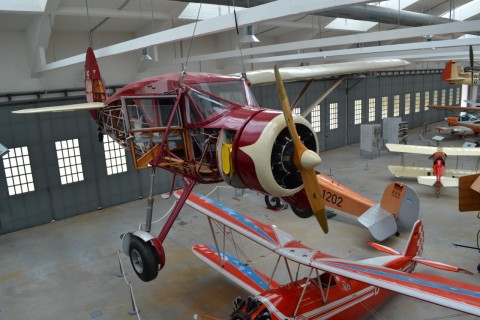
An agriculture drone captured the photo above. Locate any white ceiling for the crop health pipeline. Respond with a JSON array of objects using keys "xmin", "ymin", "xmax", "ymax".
[{"xmin": 1, "ymin": 0, "xmax": 480, "ymax": 72}]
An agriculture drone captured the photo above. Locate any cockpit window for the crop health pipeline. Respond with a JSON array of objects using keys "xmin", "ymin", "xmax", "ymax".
[
  {"xmin": 188, "ymin": 88, "xmax": 238, "ymax": 121},
  {"xmin": 191, "ymin": 79, "xmax": 260, "ymax": 108}
]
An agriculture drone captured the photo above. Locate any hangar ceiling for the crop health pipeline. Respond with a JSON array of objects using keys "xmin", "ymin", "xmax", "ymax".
[{"xmin": 1, "ymin": 0, "xmax": 479, "ymax": 72}]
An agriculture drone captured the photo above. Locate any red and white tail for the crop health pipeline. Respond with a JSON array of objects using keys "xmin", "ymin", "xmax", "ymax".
[
  {"xmin": 403, "ymin": 220, "xmax": 424, "ymax": 257},
  {"xmin": 370, "ymin": 220, "xmax": 473, "ymax": 274},
  {"xmin": 85, "ymin": 47, "xmax": 107, "ymax": 118}
]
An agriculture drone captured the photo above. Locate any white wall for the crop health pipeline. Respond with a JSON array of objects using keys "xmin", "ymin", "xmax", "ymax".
[{"xmin": 0, "ymin": 28, "xmax": 267, "ymax": 95}]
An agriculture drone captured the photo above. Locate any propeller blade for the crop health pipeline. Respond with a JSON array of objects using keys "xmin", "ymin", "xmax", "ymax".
[
  {"xmin": 273, "ymin": 64, "xmax": 328, "ymax": 233},
  {"xmin": 470, "ymin": 45, "xmax": 474, "ymax": 85}
]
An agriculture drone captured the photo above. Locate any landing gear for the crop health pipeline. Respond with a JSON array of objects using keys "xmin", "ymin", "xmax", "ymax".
[
  {"xmin": 291, "ymin": 206, "xmax": 313, "ymax": 219},
  {"xmin": 264, "ymin": 195, "xmax": 280, "ymax": 210},
  {"xmin": 435, "ymin": 181, "xmax": 442, "ymax": 198},
  {"xmin": 129, "ymin": 236, "xmax": 160, "ymax": 282}
]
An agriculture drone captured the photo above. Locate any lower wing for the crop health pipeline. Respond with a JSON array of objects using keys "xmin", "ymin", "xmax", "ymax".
[
  {"xmin": 388, "ymin": 165, "xmax": 432, "ymax": 178},
  {"xmin": 418, "ymin": 176, "xmax": 458, "ymax": 187},
  {"xmin": 192, "ymin": 244, "xmax": 280, "ymax": 295}
]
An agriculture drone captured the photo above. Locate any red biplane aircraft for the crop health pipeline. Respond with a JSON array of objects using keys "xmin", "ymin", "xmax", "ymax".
[
  {"xmin": 179, "ymin": 190, "xmax": 480, "ymax": 319},
  {"xmin": 386, "ymin": 143, "xmax": 480, "ymax": 197},
  {"xmin": 13, "ymin": 48, "xmax": 412, "ymax": 282}
]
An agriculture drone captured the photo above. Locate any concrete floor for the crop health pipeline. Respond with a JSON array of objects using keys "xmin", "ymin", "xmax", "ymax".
[{"xmin": 1, "ymin": 123, "xmax": 480, "ymax": 320}]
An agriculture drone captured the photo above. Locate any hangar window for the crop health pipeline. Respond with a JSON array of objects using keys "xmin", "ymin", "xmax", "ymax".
[
  {"xmin": 441, "ymin": 89, "xmax": 446, "ymax": 105},
  {"xmin": 448, "ymin": 88, "xmax": 453, "ymax": 105},
  {"xmin": 292, "ymin": 107, "xmax": 301, "ymax": 115},
  {"xmin": 433, "ymin": 90, "xmax": 438, "ymax": 105},
  {"xmin": 404, "ymin": 94, "xmax": 411, "ymax": 115},
  {"xmin": 2, "ymin": 147, "xmax": 34, "ymax": 196},
  {"xmin": 103, "ymin": 136, "xmax": 127, "ymax": 175},
  {"xmin": 424, "ymin": 91, "xmax": 430, "ymax": 111},
  {"xmin": 311, "ymin": 104, "xmax": 321, "ymax": 132},
  {"xmin": 354, "ymin": 100, "xmax": 362, "ymax": 125},
  {"xmin": 381, "ymin": 96, "xmax": 388, "ymax": 119},
  {"xmin": 414, "ymin": 92, "xmax": 420, "ymax": 113},
  {"xmin": 393, "ymin": 95, "xmax": 400, "ymax": 116},
  {"xmin": 456, "ymin": 88, "xmax": 461, "ymax": 104},
  {"xmin": 329, "ymin": 103, "xmax": 338, "ymax": 130},
  {"xmin": 55, "ymin": 139, "xmax": 84, "ymax": 185},
  {"xmin": 368, "ymin": 98, "xmax": 375, "ymax": 122}
]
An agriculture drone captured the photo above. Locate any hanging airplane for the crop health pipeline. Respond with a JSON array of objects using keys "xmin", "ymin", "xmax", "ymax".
[
  {"xmin": 429, "ymin": 104, "xmax": 480, "ymax": 136},
  {"xmin": 178, "ymin": 190, "xmax": 480, "ymax": 319},
  {"xmin": 386, "ymin": 143, "xmax": 480, "ymax": 197},
  {"xmin": 12, "ymin": 47, "xmax": 412, "ymax": 282},
  {"xmin": 442, "ymin": 46, "xmax": 480, "ymax": 86}
]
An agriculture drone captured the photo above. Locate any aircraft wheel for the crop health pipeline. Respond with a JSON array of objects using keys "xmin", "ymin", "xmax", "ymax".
[
  {"xmin": 230, "ymin": 311, "xmax": 249, "ymax": 320},
  {"xmin": 264, "ymin": 195, "xmax": 280, "ymax": 210},
  {"xmin": 129, "ymin": 237, "xmax": 159, "ymax": 282},
  {"xmin": 477, "ymin": 263, "xmax": 480, "ymax": 273},
  {"xmin": 291, "ymin": 206, "xmax": 313, "ymax": 219}
]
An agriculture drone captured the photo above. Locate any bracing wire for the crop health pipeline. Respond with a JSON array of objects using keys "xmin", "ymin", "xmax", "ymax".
[{"xmin": 183, "ymin": 2, "xmax": 203, "ymax": 74}]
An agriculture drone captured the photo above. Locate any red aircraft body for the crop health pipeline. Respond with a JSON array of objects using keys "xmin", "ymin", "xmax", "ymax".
[{"xmin": 14, "ymin": 48, "xmax": 414, "ymax": 282}]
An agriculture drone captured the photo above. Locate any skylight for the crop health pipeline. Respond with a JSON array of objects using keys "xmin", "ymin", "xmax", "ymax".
[
  {"xmin": 179, "ymin": 3, "xmax": 245, "ymax": 20},
  {"xmin": 325, "ymin": 18, "xmax": 377, "ymax": 32},
  {"xmin": 440, "ymin": 0, "xmax": 480, "ymax": 21},
  {"xmin": 0, "ymin": 0, "xmax": 46, "ymax": 12}
]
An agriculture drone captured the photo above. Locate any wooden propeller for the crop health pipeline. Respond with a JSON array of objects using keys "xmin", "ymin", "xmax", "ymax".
[{"xmin": 273, "ymin": 64, "xmax": 328, "ymax": 233}]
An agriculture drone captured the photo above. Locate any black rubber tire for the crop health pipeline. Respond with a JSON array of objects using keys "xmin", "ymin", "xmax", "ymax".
[
  {"xmin": 264, "ymin": 195, "xmax": 281, "ymax": 210},
  {"xmin": 291, "ymin": 205, "xmax": 313, "ymax": 219},
  {"xmin": 230, "ymin": 310, "xmax": 250, "ymax": 320},
  {"xmin": 129, "ymin": 236, "xmax": 159, "ymax": 282},
  {"xmin": 477, "ymin": 263, "xmax": 480, "ymax": 274}
]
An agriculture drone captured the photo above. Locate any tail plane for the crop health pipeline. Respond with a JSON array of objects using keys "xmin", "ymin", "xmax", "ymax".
[
  {"xmin": 369, "ymin": 220, "xmax": 472, "ymax": 274},
  {"xmin": 358, "ymin": 182, "xmax": 419, "ymax": 241}
]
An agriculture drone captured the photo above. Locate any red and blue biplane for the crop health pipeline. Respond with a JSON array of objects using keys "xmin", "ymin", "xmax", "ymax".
[{"xmin": 179, "ymin": 190, "xmax": 480, "ymax": 320}]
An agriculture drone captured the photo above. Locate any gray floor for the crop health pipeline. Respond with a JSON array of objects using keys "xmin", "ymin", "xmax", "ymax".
[{"xmin": 1, "ymin": 123, "xmax": 480, "ymax": 320}]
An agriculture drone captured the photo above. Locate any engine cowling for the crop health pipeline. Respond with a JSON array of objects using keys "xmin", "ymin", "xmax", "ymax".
[{"xmin": 232, "ymin": 110, "xmax": 319, "ymax": 198}]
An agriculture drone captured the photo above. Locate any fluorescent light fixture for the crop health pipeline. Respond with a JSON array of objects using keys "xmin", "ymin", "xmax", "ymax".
[
  {"xmin": 0, "ymin": 143, "xmax": 9, "ymax": 157},
  {"xmin": 241, "ymin": 25, "xmax": 260, "ymax": 44},
  {"xmin": 179, "ymin": 3, "xmax": 245, "ymax": 20},
  {"xmin": 140, "ymin": 48, "xmax": 152, "ymax": 61}
]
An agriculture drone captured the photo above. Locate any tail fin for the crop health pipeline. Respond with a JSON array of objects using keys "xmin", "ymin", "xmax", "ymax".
[
  {"xmin": 403, "ymin": 220, "xmax": 424, "ymax": 257},
  {"xmin": 369, "ymin": 220, "xmax": 473, "ymax": 274},
  {"xmin": 85, "ymin": 47, "xmax": 107, "ymax": 118},
  {"xmin": 442, "ymin": 60, "xmax": 462, "ymax": 83},
  {"xmin": 358, "ymin": 182, "xmax": 420, "ymax": 241}
]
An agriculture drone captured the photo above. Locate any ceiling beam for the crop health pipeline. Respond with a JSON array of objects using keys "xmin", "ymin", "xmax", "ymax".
[
  {"xmin": 242, "ymin": 37, "xmax": 480, "ymax": 64},
  {"xmin": 52, "ymin": 5, "xmax": 170, "ymax": 20},
  {"xmin": 35, "ymin": 0, "xmax": 370, "ymax": 73},
  {"xmin": 158, "ymin": 20, "xmax": 480, "ymax": 64}
]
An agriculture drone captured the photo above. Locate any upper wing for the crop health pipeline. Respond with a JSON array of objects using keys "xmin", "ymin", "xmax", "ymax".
[
  {"xmin": 311, "ymin": 258, "xmax": 480, "ymax": 316},
  {"xmin": 386, "ymin": 143, "xmax": 480, "ymax": 156},
  {"xmin": 386, "ymin": 143, "xmax": 436, "ymax": 155},
  {"xmin": 11, "ymin": 102, "xmax": 104, "ymax": 114},
  {"xmin": 429, "ymin": 105, "xmax": 480, "ymax": 112},
  {"xmin": 178, "ymin": 190, "xmax": 480, "ymax": 316},
  {"xmin": 175, "ymin": 190, "xmax": 330, "ymax": 263},
  {"xmin": 240, "ymin": 59, "xmax": 410, "ymax": 85}
]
